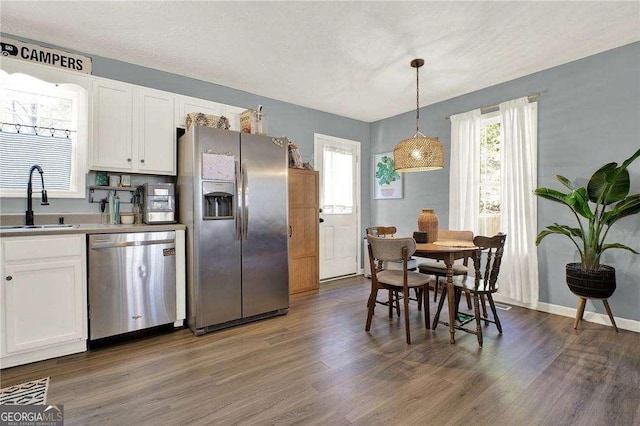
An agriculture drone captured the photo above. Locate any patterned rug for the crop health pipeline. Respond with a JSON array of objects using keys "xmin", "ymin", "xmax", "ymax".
[{"xmin": 0, "ymin": 377, "xmax": 49, "ymax": 405}]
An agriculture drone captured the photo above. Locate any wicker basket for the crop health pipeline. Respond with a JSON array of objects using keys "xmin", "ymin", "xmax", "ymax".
[{"xmin": 186, "ymin": 113, "xmax": 230, "ymax": 131}]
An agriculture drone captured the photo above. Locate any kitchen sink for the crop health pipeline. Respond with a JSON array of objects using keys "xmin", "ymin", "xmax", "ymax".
[{"xmin": 0, "ymin": 224, "xmax": 80, "ymax": 230}]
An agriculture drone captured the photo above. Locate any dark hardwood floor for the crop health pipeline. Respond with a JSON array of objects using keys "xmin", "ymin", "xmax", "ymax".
[{"xmin": 1, "ymin": 276, "xmax": 639, "ymax": 425}]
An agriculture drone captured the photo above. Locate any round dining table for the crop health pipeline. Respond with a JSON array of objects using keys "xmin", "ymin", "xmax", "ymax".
[{"xmin": 414, "ymin": 241, "xmax": 478, "ymax": 344}]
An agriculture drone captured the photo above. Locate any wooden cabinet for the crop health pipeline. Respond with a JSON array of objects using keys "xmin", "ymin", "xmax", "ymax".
[
  {"xmin": 288, "ymin": 169, "xmax": 320, "ymax": 295},
  {"xmin": 90, "ymin": 80, "xmax": 176, "ymax": 175},
  {"xmin": 0, "ymin": 234, "xmax": 87, "ymax": 369}
]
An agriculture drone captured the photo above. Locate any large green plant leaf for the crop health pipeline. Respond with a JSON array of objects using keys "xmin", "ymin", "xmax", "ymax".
[
  {"xmin": 588, "ymin": 149, "xmax": 640, "ymax": 204},
  {"xmin": 601, "ymin": 243, "xmax": 640, "ymax": 255},
  {"xmin": 534, "ymin": 187, "xmax": 593, "ymax": 219},
  {"xmin": 587, "ymin": 164, "xmax": 629, "ymax": 205},
  {"xmin": 536, "ymin": 224, "xmax": 583, "ymax": 245},
  {"xmin": 555, "ymin": 175, "xmax": 574, "ymax": 190},
  {"xmin": 602, "ymin": 194, "xmax": 640, "ymax": 226}
]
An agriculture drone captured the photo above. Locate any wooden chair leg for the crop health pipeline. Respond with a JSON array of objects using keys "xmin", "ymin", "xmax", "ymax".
[
  {"xmin": 433, "ymin": 277, "xmax": 439, "ymax": 302},
  {"xmin": 423, "ymin": 285, "xmax": 430, "ymax": 329},
  {"xmin": 473, "ymin": 293, "xmax": 483, "ymax": 347},
  {"xmin": 480, "ymin": 294, "xmax": 489, "ymax": 325},
  {"xmin": 365, "ymin": 288, "xmax": 378, "ymax": 331},
  {"xmin": 432, "ymin": 285, "xmax": 447, "ymax": 330},
  {"xmin": 574, "ymin": 297, "xmax": 587, "ymax": 330},
  {"xmin": 395, "ymin": 291, "xmax": 400, "ymax": 317},
  {"xmin": 388, "ymin": 290, "xmax": 394, "ymax": 318},
  {"xmin": 602, "ymin": 299, "xmax": 619, "ymax": 332},
  {"xmin": 402, "ymin": 287, "xmax": 411, "ymax": 344},
  {"xmin": 417, "ymin": 288, "xmax": 423, "ymax": 311},
  {"xmin": 465, "ymin": 292, "xmax": 472, "ymax": 310},
  {"xmin": 487, "ymin": 294, "xmax": 503, "ymax": 334}
]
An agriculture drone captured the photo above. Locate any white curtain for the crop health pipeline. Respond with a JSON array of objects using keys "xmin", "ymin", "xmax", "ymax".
[
  {"xmin": 449, "ymin": 109, "xmax": 481, "ymax": 232},
  {"xmin": 498, "ymin": 97, "xmax": 539, "ymax": 304}
]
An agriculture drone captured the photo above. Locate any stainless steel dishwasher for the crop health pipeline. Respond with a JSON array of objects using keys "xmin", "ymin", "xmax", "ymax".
[{"xmin": 88, "ymin": 231, "xmax": 176, "ymax": 340}]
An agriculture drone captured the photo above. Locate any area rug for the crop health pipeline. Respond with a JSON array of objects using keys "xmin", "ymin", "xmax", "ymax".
[{"xmin": 0, "ymin": 377, "xmax": 49, "ymax": 405}]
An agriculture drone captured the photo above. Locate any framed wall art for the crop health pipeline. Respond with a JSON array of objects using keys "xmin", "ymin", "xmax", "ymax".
[{"xmin": 373, "ymin": 151, "xmax": 403, "ymax": 199}]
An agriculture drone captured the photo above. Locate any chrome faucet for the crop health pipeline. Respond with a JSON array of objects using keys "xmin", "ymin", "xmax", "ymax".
[{"xmin": 26, "ymin": 165, "xmax": 49, "ymax": 226}]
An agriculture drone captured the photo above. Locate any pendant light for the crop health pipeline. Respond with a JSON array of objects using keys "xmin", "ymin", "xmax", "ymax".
[{"xmin": 393, "ymin": 59, "xmax": 444, "ymax": 172}]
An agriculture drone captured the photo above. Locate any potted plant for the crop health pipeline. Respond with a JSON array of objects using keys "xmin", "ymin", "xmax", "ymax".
[
  {"xmin": 376, "ymin": 155, "xmax": 400, "ymax": 197},
  {"xmin": 535, "ymin": 148, "xmax": 640, "ymax": 325}
]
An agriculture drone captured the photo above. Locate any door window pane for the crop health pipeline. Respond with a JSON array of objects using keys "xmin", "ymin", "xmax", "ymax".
[{"xmin": 322, "ymin": 145, "xmax": 353, "ymax": 214}]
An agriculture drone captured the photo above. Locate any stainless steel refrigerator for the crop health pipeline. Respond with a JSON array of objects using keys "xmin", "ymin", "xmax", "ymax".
[{"xmin": 178, "ymin": 126, "xmax": 289, "ymax": 335}]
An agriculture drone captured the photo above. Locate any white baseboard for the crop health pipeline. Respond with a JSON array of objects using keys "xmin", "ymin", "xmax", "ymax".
[{"xmin": 492, "ymin": 294, "xmax": 640, "ymax": 333}]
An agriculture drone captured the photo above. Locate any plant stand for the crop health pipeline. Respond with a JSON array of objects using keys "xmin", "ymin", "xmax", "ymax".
[{"xmin": 573, "ymin": 296, "xmax": 619, "ymax": 332}]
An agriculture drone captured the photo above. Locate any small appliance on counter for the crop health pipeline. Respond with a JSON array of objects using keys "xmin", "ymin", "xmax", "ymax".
[{"xmin": 141, "ymin": 183, "xmax": 176, "ymax": 224}]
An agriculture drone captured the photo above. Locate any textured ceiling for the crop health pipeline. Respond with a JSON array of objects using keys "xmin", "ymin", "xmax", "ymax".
[{"xmin": 2, "ymin": 1, "xmax": 639, "ymax": 122}]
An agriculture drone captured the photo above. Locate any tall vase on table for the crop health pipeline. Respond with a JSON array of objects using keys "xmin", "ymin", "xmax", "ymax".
[{"xmin": 418, "ymin": 209, "xmax": 439, "ymax": 243}]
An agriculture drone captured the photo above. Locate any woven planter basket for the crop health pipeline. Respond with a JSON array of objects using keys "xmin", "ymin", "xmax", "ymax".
[
  {"xmin": 417, "ymin": 209, "xmax": 439, "ymax": 243},
  {"xmin": 565, "ymin": 263, "xmax": 616, "ymax": 299}
]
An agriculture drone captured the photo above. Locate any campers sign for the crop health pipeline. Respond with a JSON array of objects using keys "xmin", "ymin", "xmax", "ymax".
[{"xmin": 0, "ymin": 37, "xmax": 92, "ymax": 74}]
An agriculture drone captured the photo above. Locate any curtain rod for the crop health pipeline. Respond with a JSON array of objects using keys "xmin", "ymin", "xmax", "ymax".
[
  {"xmin": 0, "ymin": 122, "xmax": 76, "ymax": 135},
  {"xmin": 445, "ymin": 93, "xmax": 540, "ymax": 120}
]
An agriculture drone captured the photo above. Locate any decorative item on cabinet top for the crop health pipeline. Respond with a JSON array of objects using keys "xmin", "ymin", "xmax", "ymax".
[
  {"xmin": 186, "ymin": 113, "xmax": 230, "ymax": 131},
  {"xmin": 240, "ymin": 105, "xmax": 268, "ymax": 135}
]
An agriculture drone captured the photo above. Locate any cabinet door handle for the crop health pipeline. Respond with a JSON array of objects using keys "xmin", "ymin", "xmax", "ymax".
[
  {"xmin": 6, "ymin": 276, "xmax": 12, "ymax": 281},
  {"xmin": 289, "ymin": 226, "xmax": 292, "ymax": 238},
  {"xmin": 140, "ymin": 159, "xmax": 145, "ymax": 164},
  {"xmin": 319, "ymin": 218, "xmax": 325, "ymax": 223},
  {"xmin": 127, "ymin": 158, "xmax": 132, "ymax": 163}
]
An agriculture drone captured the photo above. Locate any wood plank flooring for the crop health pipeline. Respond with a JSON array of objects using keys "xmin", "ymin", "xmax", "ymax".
[{"xmin": 1, "ymin": 276, "xmax": 639, "ymax": 425}]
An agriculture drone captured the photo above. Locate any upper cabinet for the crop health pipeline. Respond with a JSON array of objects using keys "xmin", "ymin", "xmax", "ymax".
[{"xmin": 90, "ymin": 80, "xmax": 177, "ymax": 175}]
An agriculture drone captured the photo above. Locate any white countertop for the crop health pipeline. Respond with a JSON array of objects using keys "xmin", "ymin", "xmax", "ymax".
[{"xmin": 0, "ymin": 222, "xmax": 186, "ymax": 238}]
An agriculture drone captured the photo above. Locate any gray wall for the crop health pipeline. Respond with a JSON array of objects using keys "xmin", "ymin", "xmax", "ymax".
[
  {"xmin": 2, "ymin": 33, "xmax": 638, "ymax": 321},
  {"xmin": 371, "ymin": 42, "xmax": 640, "ymax": 321},
  {"xmin": 0, "ymin": 33, "xmax": 372, "ymax": 235}
]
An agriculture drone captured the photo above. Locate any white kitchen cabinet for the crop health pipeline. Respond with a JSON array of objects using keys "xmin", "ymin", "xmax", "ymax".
[
  {"xmin": 136, "ymin": 87, "xmax": 177, "ymax": 175},
  {"xmin": 90, "ymin": 80, "xmax": 177, "ymax": 175},
  {"xmin": 0, "ymin": 234, "xmax": 87, "ymax": 369}
]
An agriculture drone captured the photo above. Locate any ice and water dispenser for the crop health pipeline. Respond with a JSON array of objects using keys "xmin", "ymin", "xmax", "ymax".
[{"xmin": 203, "ymin": 181, "xmax": 234, "ymax": 219}]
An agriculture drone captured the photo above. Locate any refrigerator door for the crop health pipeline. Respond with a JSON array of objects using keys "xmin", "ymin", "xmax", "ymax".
[
  {"xmin": 240, "ymin": 133, "xmax": 289, "ymax": 317},
  {"xmin": 194, "ymin": 127, "xmax": 242, "ymax": 328}
]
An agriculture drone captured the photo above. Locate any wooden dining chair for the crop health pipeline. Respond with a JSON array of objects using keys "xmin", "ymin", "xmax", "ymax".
[
  {"xmin": 417, "ymin": 229, "xmax": 474, "ymax": 308},
  {"xmin": 365, "ymin": 226, "xmax": 423, "ymax": 316},
  {"xmin": 432, "ymin": 233, "xmax": 507, "ymax": 347},
  {"xmin": 366, "ymin": 235, "xmax": 433, "ymax": 344}
]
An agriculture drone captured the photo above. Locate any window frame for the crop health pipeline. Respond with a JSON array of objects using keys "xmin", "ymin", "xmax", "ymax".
[{"xmin": 0, "ymin": 59, "xmax": 89, "ymax": 199}]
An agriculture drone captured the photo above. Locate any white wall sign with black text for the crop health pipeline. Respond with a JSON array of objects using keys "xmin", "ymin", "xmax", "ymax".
[{"xmin": 0, "ymin": 36, "xmax": 92, "ymax": 74}]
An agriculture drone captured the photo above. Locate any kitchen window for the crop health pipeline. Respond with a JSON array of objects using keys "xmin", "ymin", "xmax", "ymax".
[{"xmin": 0, "ymin": 71, "xmax": 87, "ymax": 198}]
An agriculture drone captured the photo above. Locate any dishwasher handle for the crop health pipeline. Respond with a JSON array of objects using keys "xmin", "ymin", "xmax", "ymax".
[{"xmin": 90, "ymin": 239, "xmax": 175, "ymax": 250}]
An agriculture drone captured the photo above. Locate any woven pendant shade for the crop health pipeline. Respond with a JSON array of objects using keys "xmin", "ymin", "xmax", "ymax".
[
  {"xmin": 393, "ymin": 58, "xmax": 444, "ymax": 172},
  {"xmin": 394, "ymin": 135, "xmax": 444, "ymax": 172}
]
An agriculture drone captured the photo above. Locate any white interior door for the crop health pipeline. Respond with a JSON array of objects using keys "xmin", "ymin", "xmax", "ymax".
[{"xmin": 314, "ymin": 134, "xmax": 361, "ymax": 280}]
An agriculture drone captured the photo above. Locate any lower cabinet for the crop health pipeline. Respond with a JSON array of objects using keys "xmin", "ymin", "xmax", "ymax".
[{"xmin": 0, "ymin": 234, "xmax": 87, "ymax": 369}]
